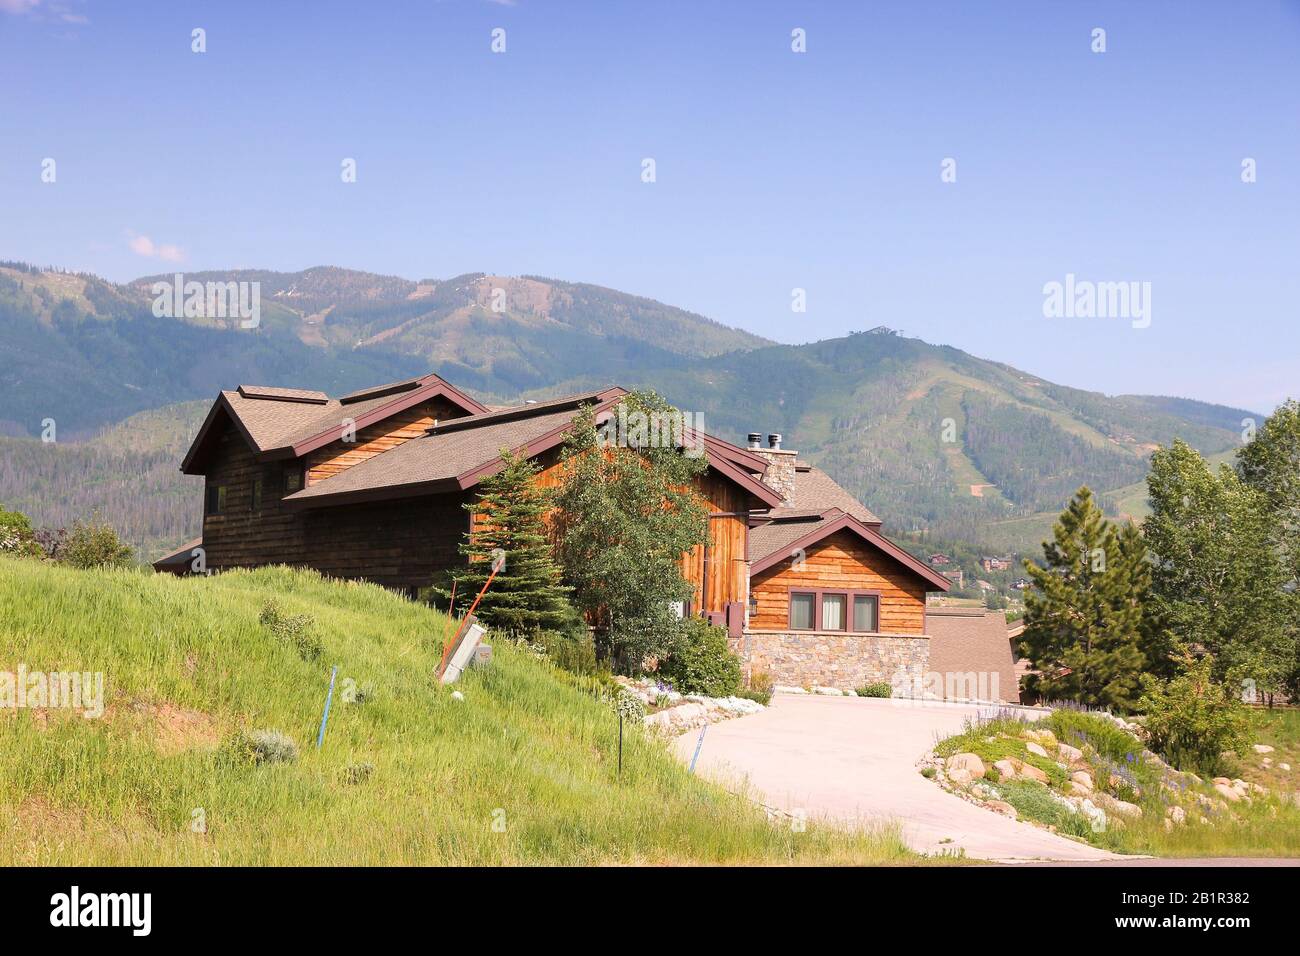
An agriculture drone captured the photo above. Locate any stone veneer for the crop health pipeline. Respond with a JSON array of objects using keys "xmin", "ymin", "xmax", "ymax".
[
  {"xmin": 749, "ymin": 447, "xmax": 798, "ymax": 502},
  {"xmin": 734, "ymin": 630, "xmax": 929, "ymax": 692}
]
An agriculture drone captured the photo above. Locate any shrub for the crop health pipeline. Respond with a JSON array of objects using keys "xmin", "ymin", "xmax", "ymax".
[
  {"xmin": 611, "ymin": 687, "xmax": 646, "ymax": 724},
  {"xmin": 533, "ymin": 627, "xmax": 599, "ymax": 675},
  {"xmin": 222, "ymin": 729, "xmax": 299, "ymax": 766},
  {"xmin": 0, "ymin": 505, "xmax": 43, "ymax": 558},
  {"xmin": 857, "ymin": 682, "xmax": 892, "ymax": 698},
  {"xmin": 656, "ymin": 618, "xmax": 741, "ymax": 697},
  {"xmin": 259, "ymin": 600, "xmax": 324, "ymax": 662},
  {"xmin": 59, "ymin": 513, "xmax": 134, "ymax": 569},
  {"xmin": 342, "ymin": 762, "xmax": 375, "ymax": 785},
  {"xmin": 737, "ymin": 670, "xmax": 774, "ymax": 706},
  {"xmin": 920, "ymin": 766, "xmax": 937, "ymax": 779},
  {"xmin": 1138, "ymin": 650, "xmax": 1250, "ymax": 776}
]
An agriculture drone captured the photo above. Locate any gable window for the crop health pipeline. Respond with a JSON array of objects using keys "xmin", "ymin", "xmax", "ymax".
[
  {"xmin": 284, "ymin": 463, "xmax": 303, "ymax": 494},
  {"xmin": 205, "ymin": 484, "xmax": 227, "ymax": 515},
  {"xmin": 789, "ymin": 592, "xmax": 815, "ymax": 630},
  {"xmin": 788, "ymin": 589, "xmax": 881, "ymax": 633},
  {"xmin": 251, "ymin": 477, "xmax": 263, "ymax": 511}
]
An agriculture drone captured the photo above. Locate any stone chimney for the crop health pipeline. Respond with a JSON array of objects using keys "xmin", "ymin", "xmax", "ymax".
[{"xmin": 751, "ymin": 432, "xmax": 798, "ymax": 504}]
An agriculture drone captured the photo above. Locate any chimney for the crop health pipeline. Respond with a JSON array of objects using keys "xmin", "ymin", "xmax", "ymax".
[{"xmin": 750, "ymin": 431, "xmax": 798, "ymax": 503}]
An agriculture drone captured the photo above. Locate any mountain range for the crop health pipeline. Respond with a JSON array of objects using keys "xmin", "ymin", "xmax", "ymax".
[{"xmin": 0, "ymin": 262, "xmax": 1260, "ymax": 564}]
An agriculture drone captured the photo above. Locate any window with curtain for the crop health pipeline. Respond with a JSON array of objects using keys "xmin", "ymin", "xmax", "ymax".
[
  {"xmin": 789, "ymin": 592, "xmax": 815, "ymax": 629},
  {"xmin": 853, "ymin": 594, "xmax": 879, "ymax": 633},
  {"xmin": 821, "ymin": 593, "xmax": 846, "ymax": 631}
]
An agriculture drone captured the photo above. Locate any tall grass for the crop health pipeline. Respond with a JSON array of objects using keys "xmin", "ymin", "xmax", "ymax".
[{"xmin": 0, "ymin": 557, "xmax": 912, "ymax": 865}]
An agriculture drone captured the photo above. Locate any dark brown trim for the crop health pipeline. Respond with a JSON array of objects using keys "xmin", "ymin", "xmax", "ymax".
[
  {"xmin": 787, "ymin": 586, "xmax": 883, "ymax": 633},
  {"xmin": 280, "ymin": 477, "xmax": 460, "ymax": 511},
  {"xmin": 749, "ymin": 510, "xmax": 953, "ymax": 591}
]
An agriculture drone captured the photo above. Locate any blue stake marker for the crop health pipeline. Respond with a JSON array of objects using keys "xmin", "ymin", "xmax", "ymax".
[
  {"xmin": 689, "ymin": 723, "xmax": 707, "ymax": 773},
  {"xmin": 317, "ymin": 665, "xmax": 339, "ymax": 749}
]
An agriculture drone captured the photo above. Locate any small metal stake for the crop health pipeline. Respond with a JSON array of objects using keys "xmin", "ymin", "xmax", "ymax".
[
  {"xmin": 317, "ymin": 665, "xmax": 339, "ymax": 749},
  {"xmin": 689, "ymin": 723, "xmax": 707, "ymax": 773},
  {"xmin": 618, "ymin": 714, "xmax": 624, "ymax": 779}
]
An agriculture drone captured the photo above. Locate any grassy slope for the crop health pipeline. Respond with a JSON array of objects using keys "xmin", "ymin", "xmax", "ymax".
[{"xmin": 0, "ymin": 558, "xmax": 911, "ymax": 866}]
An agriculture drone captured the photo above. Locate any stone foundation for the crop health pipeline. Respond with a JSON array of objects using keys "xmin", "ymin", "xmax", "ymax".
[{"xmin": 734, "ymin": 630, "xmax": 929, "ymax": 692}]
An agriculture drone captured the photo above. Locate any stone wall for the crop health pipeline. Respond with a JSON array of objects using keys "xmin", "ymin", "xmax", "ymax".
[{"xmin": 734, "ymin": 630, "xmax": 929, "ymax": 692}]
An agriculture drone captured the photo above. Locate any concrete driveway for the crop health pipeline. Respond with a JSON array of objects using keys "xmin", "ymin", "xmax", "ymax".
[{"xmin": 674, "ymin": 693, "xmax": 1121, "ymax": 862}]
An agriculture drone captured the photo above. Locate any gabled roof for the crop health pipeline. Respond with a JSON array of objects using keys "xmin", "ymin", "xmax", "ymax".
[
  {"xmin": 282, "ymin": 387, "xmax": 786, "ymax": 510},
  {"xmin": 180, "ymin": 372, "xmax": 489, "ymax": 474},
  {"xmin": 925, "ymin": 608, "xmax": 1019, "ymax": 703},
  {"xmin": 764, "ymin": 465, "xmax": 880, "ymax": 524},
  {"xmin": 749, "ymin": 508, "xmax": 951, "ymax": 591}
]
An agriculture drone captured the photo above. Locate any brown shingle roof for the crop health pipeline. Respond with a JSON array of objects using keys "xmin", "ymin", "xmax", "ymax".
[
  {"xmin": 780, "ymin": 466, "xmax": 880, "ymax": 523},
  {"xmin": 748, "ymin": 512, "xmax": 838, "ymax": 564},
  {"xmin": 925, "ymin": 608, "xmax": 1019, "ymax": 703},
  {"xmin": 283, "ymin": 406, "xmax": 584, "ymax": 505}
]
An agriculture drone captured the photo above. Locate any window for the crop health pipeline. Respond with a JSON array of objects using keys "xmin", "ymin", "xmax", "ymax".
[
  {"xmin": 853, "ymin": 594, "xmax": 879, "ymax": 633},
  {"xmin": 789, "ymin": 592, "xmax": 815, "ymax": 630},
  {"xmin": 821, "ymin": 593, "xmax": 846, "ymax": 631},
  {"xmin": 206, "ymin": 484, "xmax": 227, "ymax": 515},
  {"xmin": 788, "ymin": 589, "xmax": 881, "ymax": 632},
  {"xmin": 251, "ymin": 477, "xmax": 263, "ymax": 511},
  {"xmin": 284, "ymin": 464, "xmax": 303, "ymax": 493}
]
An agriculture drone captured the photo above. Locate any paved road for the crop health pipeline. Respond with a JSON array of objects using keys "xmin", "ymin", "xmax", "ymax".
[{"xmin": 674, "ymin": 693, "xmax": 1121, "ymax": 862}]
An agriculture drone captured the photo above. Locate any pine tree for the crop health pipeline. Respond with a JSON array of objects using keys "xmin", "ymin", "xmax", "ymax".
[
  {"xmin": 1020, "ymin": 487, "xmax": 1149, "ymax": 711},
  {"xmin": 440, "ymin": 450, "xmax": 574, "ymax": 634}
]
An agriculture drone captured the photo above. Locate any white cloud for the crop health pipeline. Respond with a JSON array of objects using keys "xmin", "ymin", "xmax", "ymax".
[
  {"xmin": 0, "ymin": 0, "xmax": 43, "ymax": 14},
  {"xmin": 128, "ymin": 233, "xmax": 185, "ymax": 263}
]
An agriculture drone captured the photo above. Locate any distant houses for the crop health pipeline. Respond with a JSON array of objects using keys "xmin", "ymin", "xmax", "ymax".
[{"xmin": 980, "ymin": 555, "xmax": 1013, "ymax": 572}]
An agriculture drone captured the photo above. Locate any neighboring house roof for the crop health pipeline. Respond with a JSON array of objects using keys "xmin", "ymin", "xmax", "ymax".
[
  {"xmin": 748, "ymin": 508, "xmax": 952, "ymax": 591},
  {"xmin": 180, "ymin": 372, "xmax": 489, "ymax": 474},
  {"xmin": 282, "ymin": 387, "xmax": 785, "ymax": 510},
  {"xmin": 925, "ymin": 608, "xmax": 1019, "ymax": 703},
  {"xmin": 152, "ymin": 537, "xmax": 203, "ymax": 574}
]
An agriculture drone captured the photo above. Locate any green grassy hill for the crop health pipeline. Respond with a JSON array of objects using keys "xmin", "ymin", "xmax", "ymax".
[{"xmin": 0, "ymin": 557, "xmax": 909, "ymax": 865}]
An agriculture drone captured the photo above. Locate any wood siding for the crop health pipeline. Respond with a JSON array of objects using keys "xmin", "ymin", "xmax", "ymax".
[
  {"xmin": 201, "ymin": 419, "xmax": 469, "ymax": 592},
  {"xmin": 304, "ymin": 397, "xmax": 466, "ymax": 485},
  {"xmin": 749, "ymin": 530, "xmax": 928, "ymax": 633}
]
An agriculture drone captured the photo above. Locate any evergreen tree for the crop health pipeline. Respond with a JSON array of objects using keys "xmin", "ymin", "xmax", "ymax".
[
  {"xmin": 1020, "ymin": 487, "xmax": 1149, "ymax": 711},
  {"xmin": 439, "ymin": 450, "xmax": 574, "ymax": 634},
  {"xmin": 554, "ymin": 391, "xmax": 709, "ymax": 672}
]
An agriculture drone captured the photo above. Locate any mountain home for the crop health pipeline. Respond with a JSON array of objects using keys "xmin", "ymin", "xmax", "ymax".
[{"xmin": 159, "ymin": 371, "xmax": 977, "ymax": 691}]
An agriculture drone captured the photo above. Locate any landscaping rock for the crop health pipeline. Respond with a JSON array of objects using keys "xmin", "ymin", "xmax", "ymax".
[
  {"xmin": 1214, "ymin": 782, "xmax": 1242, "ymax": 802},
  {"xmin": 1280, "ymin": 762, "xmax": 1291, "ymax": 772},
  {"xmin": 813, "ymin": 686, "xmax": 844, "ymax": 696},
  {"xmin": 774, "ymin": 685, "xmax": 808, "ymax": 695},
  {"xmin": 1253, "ymin": 744, "xmax": 1275, "ymax": 754},
  {"xmin": 1070, "ymin": 770, "xmax": 1094, "ymax": 792},
  {"xmin": 1094, "ymin": 793, "xmax": 1142, "ymax": 819},
  {"xmin": 993, "ymin": 759, "xmax": 1018, "ymax": 782},
  {"xmin": 1168, "ymin": 805, "xmax": 1186, "ymax": 825},
  {"xmin": 986, "ymin": 800, "xmax": 1017, "ymax": 819},
  {"xmin": 946, "ymin": 753, "xmax": 987, "ymax": 779},
  {"xmin": 1025, "ymin": 741, "xmax": 1049, "ymax": 758},
  {"xmin": 1017, "ymin": 762, "xmax": 1050, "ymax": 784},
  {"xmin": 1058, "ymin": 742, "xmax": 1084, "ymax": 763},
  {"xmin": 948, "ymin": 768, "xmax": 974, "ymax": 787}
]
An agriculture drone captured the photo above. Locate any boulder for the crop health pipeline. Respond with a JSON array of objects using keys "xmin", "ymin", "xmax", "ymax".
[
  {"xmin": 1070, "ymin": 770, "xmax": 1094, "ymax": 792},
  {"xmin": 986, "ymin": 800, "xmax": 1017, "ymax": 819},
  {"xmin": 1253, "ymin": 744, "xmax": 1275, "ymax": 754},
  {"xmin": 1214, "ymin": 782, "xmax": 1242, "ymax": 802},
  {"xmin": 946, "ymin": 753, "xmax": 987, "ymax": 779},
  {"xmin": 993, "ymin": 759, "xmax": 1018, "ymax": 782},
  {"xmin": 1168, "ymin": 805, "xmax": 1186, "ymax": 825},
  {"xmin": 948, "ymin": 768, "xmax": 973, "ymax": 787},
  {"xmin": 1057, "ymin": 742, "xmax": 1084, "ymax": 763},
  {"xmin": 1068, "ymin": 781, "xmax": 1092, "ymax": 797},
  {"xmin": 1025, "ymin": 742, "xmax": 1049, "ymax": 758},
  {"xmin": 1280, "ymin": 763, "xmax": 1292, "ymax": 772},
  {"xmin": 1018, "ymin": 762, "xmax": 1050, "ymax": 784},
  {"xmin": 1025, "ymin": 728, "xmax": 1058, "ymax": 747}
]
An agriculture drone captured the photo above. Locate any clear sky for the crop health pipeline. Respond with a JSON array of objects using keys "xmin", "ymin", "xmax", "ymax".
[{"xmin": 2, "ymin": 0, "xmax": 1296, "ymax": 412}]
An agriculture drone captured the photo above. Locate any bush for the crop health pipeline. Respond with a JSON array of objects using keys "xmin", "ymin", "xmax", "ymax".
[
  {"xmin": 1138, "ymin": 650, "xmax": 1250, "ymax": 776},
  {"xmin": 656, "ymin": 618, "xmax": 741, "ymax": 697},
  {"xmin": 59, "ymin": 513, "xmax": 134, "ymax": 569},
  {"xmin": 259, "ymin": 600, "xmax": 324, "ymax": 662},
  {"xmin": 533, "ymin": 627, "xmax": 600, "ymax": 676},
  {"xmin": 737, "ymin": 670, "xmax": 774, "ymax": 706},
  {"xmin": 342, "ymin": 762, "xmax": 375, "ymax": 785},
  {"xmin": 857, "ymin": 682, "xmax": 892, "ymax": 698},
  {"xmin": 0, "ymin": 505, "xmax": 43, "ymax": 558},
  {"xmin": 222, "ymin": 729, "xmax": 299, "ymax": 766}
]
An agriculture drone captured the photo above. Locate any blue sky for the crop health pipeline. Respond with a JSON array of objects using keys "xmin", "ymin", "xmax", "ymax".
[{"xmin": 1, "ymin": 0, "xmax": 1297, "ymax": 412}]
